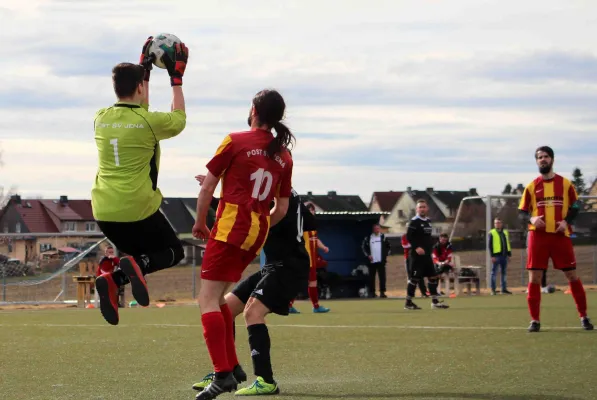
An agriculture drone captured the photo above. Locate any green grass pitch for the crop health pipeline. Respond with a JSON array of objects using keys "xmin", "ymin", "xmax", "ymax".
[{"xmin": 1, "ymin": 293, "xmax": 596, "ymax": 400}]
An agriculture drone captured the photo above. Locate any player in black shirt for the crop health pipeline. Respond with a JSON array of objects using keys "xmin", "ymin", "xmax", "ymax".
[
  {"xmin": 405, "ymin": 199, "xmax": 449, "ymax": 310},
  {"xmin": 192, "ymin": 184, "xmax": 310, "ymax": 397}
]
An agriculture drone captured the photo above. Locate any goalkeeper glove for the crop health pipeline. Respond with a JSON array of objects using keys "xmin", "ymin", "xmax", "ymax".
[
  {"xmin": 139, "ymin": 36, "xmax": 155, "ymax": 81},
  {"xmin": 161, "ymin": 42, "xmax": 189, "ymax": 86}
]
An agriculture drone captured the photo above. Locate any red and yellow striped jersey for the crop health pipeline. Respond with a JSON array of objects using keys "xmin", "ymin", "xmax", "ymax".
[
  {"xmin": 303, "ymin": 230, "xmax": 318, "ymax": 268},
  {"xmin": 518, "ymin": 174, "xmax": 578, "ymax": 236},
  {"xmin": 206, "ymin": 130, "xmax": 293, "ymax": 254}
]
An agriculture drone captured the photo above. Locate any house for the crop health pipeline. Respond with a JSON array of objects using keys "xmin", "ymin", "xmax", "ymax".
[
  {"xmin": 0, "ymin": 195, "xmax": 103, "ymax": 262},
  {"xmin": 383, "ymin": 187, "xmax": 481, "ymax": 235},
  {"xmin": 300, "ymin": 191, "xmax": 368, "ymax": 212},
  {"xmin": 368, "ymin": 191, "xmax": 403, "ymax": 230},
  {"xmin": 587, "ymin": 178, "xmax": 597, "ymax": 211}
]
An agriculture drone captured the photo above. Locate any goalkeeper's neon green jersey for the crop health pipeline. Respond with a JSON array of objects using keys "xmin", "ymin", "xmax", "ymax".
[{"xmin": 91, "ymin": 102, "xmax": 186, "ymax": 222}]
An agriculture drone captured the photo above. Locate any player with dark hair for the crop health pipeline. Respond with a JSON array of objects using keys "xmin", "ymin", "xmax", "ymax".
[
  {"xmin": 192, "ymin": 89, "xmax": 294, "ymax": 399},
  {"xmin": 519, "ymin": 146, "xmax": 593, "ymax": 332},
  {"xmin": 192, "ymin": 188, "xmax": 311, "ymax": 396},
  {"xmin": 93, "ymin": 37, "xmax": 189, "ymax": 325},
  {"xmin": 404, "ymin": 199, "xmax": 449, "ymax": 310},
  {"xmin": 288, "ymin": 202, "xmax": 330, "ymax": 313},
  {"xmin": 433, "ymin": 233, "xmax": 455, "ymax": 294}
]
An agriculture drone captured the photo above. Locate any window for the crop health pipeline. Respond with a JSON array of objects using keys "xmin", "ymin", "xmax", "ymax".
[
  {"xmin": 64, "ymin": 222, "xmax": 76, "ymax": 232},
  {"xmin": 40, "ymin": 243, "xmax": 53, "ymax": 252},
  {"xmin": 15, "ymin": 223, "xmax": 21, "ymax": 233},
  {"xmin": 85, "ymin": 222, "xmax": 96, "ymax": 232},
  {"xmin": 398, "ymin": 210, "xmax": 405, "ymax": 218},
  {"xmin": 3, "ymin": 225, "xmax": 7, "ymax": 233}
]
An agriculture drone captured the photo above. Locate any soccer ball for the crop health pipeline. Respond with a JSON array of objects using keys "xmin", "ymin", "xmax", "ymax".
[{"xmin": 148, "ymin": 33, "xmax": 182, "ymax": 69}]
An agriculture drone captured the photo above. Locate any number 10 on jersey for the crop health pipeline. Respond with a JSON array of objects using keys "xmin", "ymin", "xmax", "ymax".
[{"xmin": 250, "ymin": 168, "xmax": 273, "ymax": 201}]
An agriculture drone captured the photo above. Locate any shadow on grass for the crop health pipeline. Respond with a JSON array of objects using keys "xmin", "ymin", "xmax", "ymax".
[{"xmin": 279, "ymin": 392, "xmax": 578, "ymax": 400}]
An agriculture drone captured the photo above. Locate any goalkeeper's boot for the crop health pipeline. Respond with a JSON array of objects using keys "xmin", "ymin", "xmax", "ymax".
[
  {"xmin": 119, "ymin": 256, "xmax": 150, "ymax": 307},
  {"xmin": 193, "ymin": 365, "xmax": 247, "ymax": 391},
  {"xmin": 313, "ymin": 305, "xmax": 330, "ymax": 313},
  {"xmin": 528, "ymin": 320, "xmax": 541, "ymax": 333},
  {"xmin": 288, "ymin": 306, "xmax": 300, "ymax": 314},
  {"xmin": 196, "ymin": 372, "xmax": 237, "ymax": 400},
  {"xmin": 95, "ymin": 273, "xmax": 120, "ymax": 325},
  {"xmin": 235, "ymin": 377, "xmax": 280, "ymax": 396},
  {"xmin": 581, "ymin": 317, "xmax": 594, "ymax": 331}
]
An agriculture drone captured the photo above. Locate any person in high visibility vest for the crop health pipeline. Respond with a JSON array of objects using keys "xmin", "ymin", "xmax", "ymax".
[{"xmin": 488, "ymin": 218, "xmax": 512, "ymax": 295}]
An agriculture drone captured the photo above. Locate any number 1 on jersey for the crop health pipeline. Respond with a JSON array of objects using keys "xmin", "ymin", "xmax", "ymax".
[
  {"xmin": 250, "ymin": 168, "xmax": 273, "ymax": 201},
  {"xmin": 110, "ymin": 138, "xmax": 120, "ymax": 166}
]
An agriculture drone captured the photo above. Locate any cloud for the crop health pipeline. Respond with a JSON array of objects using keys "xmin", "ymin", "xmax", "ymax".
[{"xmin": 2, "ymin": 0, "xmax": 597, "ymax": 205}]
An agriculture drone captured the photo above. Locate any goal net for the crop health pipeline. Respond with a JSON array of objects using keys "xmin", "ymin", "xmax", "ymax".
[
  {"xmin": 449, "ymin": 195, "xmax": 597, "ymax": 289},
  {"xmin": 0, "ymin": 237, "xmax": 107, "ymax": 305}
]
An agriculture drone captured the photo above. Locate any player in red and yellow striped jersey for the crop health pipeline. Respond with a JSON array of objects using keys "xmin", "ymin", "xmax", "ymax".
[
  {"xmin": 518, "ymin": 146, "xmax": 593, "ymax": 332},
  {"xmin": 288, "ymin": 203, "xmax": 331, "ymax": 313},
  {"xmin": 192, "ymin": 90, "xmax": 294, "ymax": 399}
]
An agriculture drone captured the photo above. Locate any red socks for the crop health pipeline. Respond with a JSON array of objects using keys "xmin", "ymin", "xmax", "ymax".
[
  {"xmin": 289, "ymin": 299, "xmax": 295, "ymax": 308},
  {"xmin": 201, "ymin": 312, "xmax": 230, "ymax": 373},
  {"xmin": 527, "ymin": 282, "xmax": 541, "ymax": 321},
  {"xmin": 220, "ymin": 304, "xmax": 239, "ymax": 368},
  {"xmin": 569, "ymin": 279, "xmax": 588, "ymax": 318},
  {"xmin": 308, "ymin": 287, "xmax": 319, "ymax": 309}
]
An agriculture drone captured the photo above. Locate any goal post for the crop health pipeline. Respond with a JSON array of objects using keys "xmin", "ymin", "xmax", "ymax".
[{"xmin": 450, "ymin": 194, "xmax": 597, "ymax": 289}]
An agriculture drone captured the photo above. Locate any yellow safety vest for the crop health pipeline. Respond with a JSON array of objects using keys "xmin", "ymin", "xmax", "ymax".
[{"xmin": 490, "ymin": 228, "xmax": 511, "ymax": 253}]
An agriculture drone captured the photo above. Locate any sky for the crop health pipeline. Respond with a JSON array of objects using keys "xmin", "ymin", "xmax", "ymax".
[{"xmin": 1, "ymin": 0, "xmax": 597, "ymax": 205}]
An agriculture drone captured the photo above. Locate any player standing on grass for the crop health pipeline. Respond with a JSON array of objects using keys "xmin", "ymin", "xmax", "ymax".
[
  {"xmin": 92, "ymin": 37, "xmax": 189, "ymax": 325},
  {"xmin": 402, "ymin": 235, "xmax": 428, "ymax": 297},
  {"xmin": 192, "ymin": 187, "xmax": 310, "ymax": 396},
  {"xmin": 288, "ymin": 203, "xmax": 331, "ymax": 314},
  {"xmin": 404, "ymin": 199, "xmax": 449, "ymax": 310},
  {"xmin": 191, "ymin": 89, "xmax": 294, "ymax": 400},
  {"xmin": 519, "ymin": 146, "xmax": 593, "ymax": 332}
]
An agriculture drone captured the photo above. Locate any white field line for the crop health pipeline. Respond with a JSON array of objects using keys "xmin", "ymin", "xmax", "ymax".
[{"xmin": 0, "ymin": 323, "xmax": 583, "ymax": 331}]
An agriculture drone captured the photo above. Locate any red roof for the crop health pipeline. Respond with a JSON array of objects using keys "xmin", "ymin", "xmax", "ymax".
[
  {"xmin": 40, "ymin": 200, "xmax": 85, "ymax": 221},
  {"xmin": 14, "ymin": 200, "xmax": 59, "ymax": 233},
  {"xmin": 372, "ymin": 191, "xmax": 403, "ymax": 212},
  {"xmin": 68, "ymin": 200, "xmax": 94, "ymax": 220}
]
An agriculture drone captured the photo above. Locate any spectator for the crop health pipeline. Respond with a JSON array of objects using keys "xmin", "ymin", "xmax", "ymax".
[
  {"xmin": 401, "ymin": 235, "xmax": 428, "ymax": 297},
  {"xmin": 432, "ymin": 233, "xmax": 455, "ymax": 295},
  {"xmin": 361, "ymin": 224, "xmax": 391, "ymax": 298},
  {"xmin": 488, "ymin": 218, "xmax": 512, "ymax": 295}
]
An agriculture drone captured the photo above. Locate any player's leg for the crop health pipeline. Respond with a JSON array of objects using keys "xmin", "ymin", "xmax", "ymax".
[
  {"xmin": 193, "ymin": 273, "xmax": 262, "ymax": 392},
  {"xmin": 526, "ymin": 231, "xmax": 548, "ymax": 332},
  {"xmin": 405, "ymin": 257, "xmax": 422, "ymax": 310},
  {"xmin": 490, "ymin": 259, "xmax": 499, "ymax": 295},
  {"xmin": 428, "ymin": 261, "xmax": 449, "ymax": 309},
  {"xmin": 197, "ymin": 242, "xmax": 252, "ymax": 399},
  {"xmin": 378, "ymin": 262, "xmax": 387, "ymax": 298},
  {"xmin": 309, "ymin": 258, "xmax": 329, "ymax": 313},
  {"xmin": 553, "ymin": 236, "xmax": 593, "ymax": 330},
  {"xmin": 500, "ymin": 257, "xmax": 511, "ymax": 294},
  {"xmin": 541, "ymin": 269, "xmax": 548, "ymax": 293},
  {"xmin": 367, "ymin": 262, "xmax": 378, "ymax": 298}
]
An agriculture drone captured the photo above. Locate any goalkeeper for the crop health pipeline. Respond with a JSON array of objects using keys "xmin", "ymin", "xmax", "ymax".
[{"xmin": 92, "ymin": 37, "xmax": 189, "ymax": 326}]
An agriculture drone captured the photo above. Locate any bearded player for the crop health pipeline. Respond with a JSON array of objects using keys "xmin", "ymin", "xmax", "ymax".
[
  {"xmin": 192, "ymin": 89, "xmax": 294, "ymax": 399},
  {"xmin": 288, "ymin": 203, "xmax": 330, "ymax": 314},
  {"xmin": 519, "ymin": 146, "xmax": 593, "ymax": 332}
]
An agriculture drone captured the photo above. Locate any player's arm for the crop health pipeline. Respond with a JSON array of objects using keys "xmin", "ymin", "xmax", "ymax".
[
  {"xmin": 270, "ymin": 197, "xmax": 289, "ymax": 227},
  {"xmin": 518, "ymin": 184, "xmax": 544, "ymax": 228},
  {"xmin": 432, "ymin": 245, "xmax": 439, "ymax": 263},
  {"xmin": 406, "ymin": 221, "xmax": 425, "ymax": 255},
  {"xmin": 270, "ymin": 155, "xmax": 293, "ymax": 227},
  {"xmin": 558, "ymin": 183, "xmax": 581, "ymax": 232},
  {"xmin": 193, "ymin": 171, "xmax": 219, "ymax": 239}
]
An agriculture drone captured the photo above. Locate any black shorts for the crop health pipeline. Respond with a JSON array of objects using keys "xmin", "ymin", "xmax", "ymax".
[
  {"xmin": 96, "ymin": 210, "xmax": 182, "ymax": 257},
  {"xmin": 231, "ymin": 257, "xmax": 309, "ymax": 316},
  {"xmin": 409, "ymin": 255, "xmax": 438, "ymax": 279}
]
